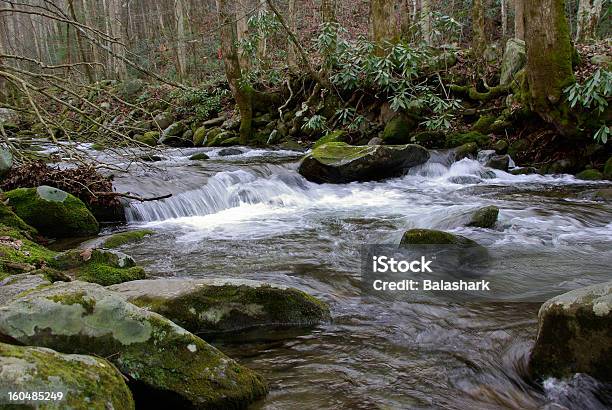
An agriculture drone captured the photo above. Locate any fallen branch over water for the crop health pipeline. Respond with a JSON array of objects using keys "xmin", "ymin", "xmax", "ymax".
[{"xmin": 94, "ymin": 192, "xmax": 173, "ymax": 202}]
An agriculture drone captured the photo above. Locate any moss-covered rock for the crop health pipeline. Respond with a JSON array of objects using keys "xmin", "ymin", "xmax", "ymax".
[
  {"xmin": 602, "ymin": 156, "xmax": 612, "ymax": 179},
  {"xmin": 136, "ymin": 131, "xmax": 159, "ymax": 146},
  {"xmin": 446, "ymin": 131, "xmax": 490, "ymax": 148},
  {"xmin": 471, "ymin": 115, "xmax": 496, "ymax": 134},
  {"xmin": 454, "ymin": 142, "xmax": 478, "ymax": 160},
  {"xmin": 189, "ymin": 153, "xmax": 210, "ymax": 161},
  {"xmin": 219, "ymin": 136, "xmax": 240, "ymax": 146},
  {"xmin": 409, "ymin": 131, "xmax": 446, "ymax": 149},
  {"xmin": 382, "ymin": 116, "xmax": 418, "ymax": 144},
  {"xmin": 492, "ymin": 139, "xmax": 508, "ymax": 155},
  {"xmin": 529, "ymin": 280, "xmax": 612, "ymax": 382},
  {"xmin": 0, "ymin": 281, "xmax": 268, "ymax": 408},
  {"xmin": 466, "ymin": 206, "xmax": 499, "ymax": 228},
  {"xmin": 576, "ymin": 169, "xmax": 603, "ymax": 180},
  {"xmin": 0, "ymin": 200, "xmax": 38, "ymax": 238},
  {"xmin": 0, "ymin": 342, "xmax": 135, "ymax": 409},
  {"xmin": 159, "ymin": 122, "xmax": 190, "ymax": 146},
  {"xmin": 5, "ymin": 186, "xmax": 99, "ymax": 238},
  {"xmin": 313, "ymin": 130, "xmax": 349, "ymax": 149},
  {"xmin": 153, "ymin": 112, "xmax": 174, "ymax": 130},
  {"xmin": 108, "ymin": 278, "xmax": 331, "ymax": 334},
  {"xmin": 207, "ymin": 130, "xmax": 235, "ymax": 147},
  {"xmin": 299, "ymin": 142, "xmax": 429, "ymax": 184},
  {"xmin": 400, "ymin": 229, "xmax": 480, "ymax": 246},
  {"xmin": 101, "ymin": 230, "xmax": 155, "ymax": 249},
  {"xmin": 54, "ymin": 248, "xmax": 145, "ymax": 286},
  {"xmin": 0, "ymin": 225, "xmax": 58, "ymax": 280},
  {"xmin": 485, "ymin": 154, "xmax": 511, "ymax": 171},
  {"xmin": 193, "ymin": 126, "xmax": 207, "ymax": 146},
  {"xmin": 500, "ymin": 38, "xmax": 526, "ymax": 86},
  {"xmin": 0, "ymin": 273, "xmax": 50, "ymax": 306}
]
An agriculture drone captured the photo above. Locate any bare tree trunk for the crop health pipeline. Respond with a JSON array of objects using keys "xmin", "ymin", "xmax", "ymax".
[
  {"xmin": 175, "ymin": 0, "xmax": 188, "ymax": 78},
  {"xmin": 370, "ymin": 0, "xmax": 399, "ymax": 54},
  {"xmin": 472, "ymin": 0, "xmax": 486, "ymax": 55},
  {"xmin": 108, "ymin": 0, "xmax": 127, "ymax": 79},
  {"xmin": 236, "ymin": 0, "xmax": 250, "ymax": 70},
  {"xmin": 68, "ymin": 0, "xmax": 94, "ymax": 83},
  {"xmin": 321, "ymin": 0, "xmax": 336, "ymax": 23},
  {"xmin": 525, "ymin": 0, "xmax": 575, "ymax": 135},
  {"xmin": 501, "ymin": 0, "xmax": 507, "ymax": 38},
  {"xmin": 287, "ymin": 0, "xmax": 298, "ymax": 70},
  {"xmin": 514, "ymin": 0, "xmax": 525, "ymax": 40},
  {"xmin": 217, "ymin": 0, "xmax": 253, "ymax": 144},
  {"xmin": 257, "ymin": 0, "xmax": 267, "ymax": 60},
  {"xmin": 421, "ymin": 0, "xmax": 432, "ymax": 45},
  {"xmin": 576, "ymin": 0, "xmax": 603, "ymax": 42}
]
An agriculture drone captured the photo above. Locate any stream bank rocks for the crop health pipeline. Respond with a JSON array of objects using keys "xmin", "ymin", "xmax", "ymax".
[
  {"xmin": 0, "ymin": 342, "xmax": 135, "ymax": 409},
  {"xmin": 466, "ymin": 206, "xmax": 499, "ymax": 228},
  {"xmin": 529, "ymin": 280, "xmax": 612, "ymax": 382},
  {"xmin": 299, "ymin": 142, "xmax": 429, "ymax": 183},
  {"xmin": 0, "ymin": 281, "xmax": 268, "ymax": 408},
  {"xmin": 5, "ymin": 186, "xmax": 99, "ymax": 238},
  {"xmin": 108, "ymin": 278, "xmax": 331, "ymax": 334}
]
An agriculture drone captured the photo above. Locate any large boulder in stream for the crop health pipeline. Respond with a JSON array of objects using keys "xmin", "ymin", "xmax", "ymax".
[
  {"xmin": 5, "ymin": 186, "xmax": 99, "ymax": 238},
  {"xmin": 108, "ymin": 278, "xmax": 331, "ymax": 334},
  {"xmin": 466, "ymin": 206, "xmax": 499, "ymax": 229},
  {"xmin": 0, "ymin": 281, "xmax": 268, "ymax": 408},
  {"xmin": 0, "ymin": 342, "xmax": 135, "ymax": 409},
  {"xmin": 529, "ymin": 280, "xmax": 612, "ymax": 382},
  {"xmin": 299, "ymin": 142, "xmax": 429, "ymax": 184}
]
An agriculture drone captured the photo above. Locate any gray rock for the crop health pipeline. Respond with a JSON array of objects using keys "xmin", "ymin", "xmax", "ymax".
[
  {"xmin": 0, "ymin": 147, "xmax": 13, "ymax": 176},
  {"xmin": 0, "ymin": 281, "xmax": 268, "ymax": 408},
  {"xmin": 448, "ymin": 176, "xmax": 482, "ymax": 185},
  {"xmin": 477, "ymin": 149, "xmax": 496, "ymax": 164},
  {"xmin": 153, "ymin": 112, "xmax": 174, "ymax": 130},
  {"xmin": 218, "ymin": 147, "xmax": 243, "ymax": 156},
  {"xmin": 0, "ymin": 273, "xmax": 50, "ymax": 306},
  {"xmin": 108, "ymin": 278, "xmax": 331, "ymax": 334},
  {"xmin": 367, "ymin": 137, "xmax": 383, "ymax": 146},
  {"xmin": 485, "ymin": 154, "xmax": 511, "ymax": 171},
  {"xmin": 500, "ymin": 39, "xmax": 526, "ymax": 86},
  {"xmin": 0, "ymin": 342, "xmax": 134, "ymax": 409},
  {"xmin": 159, "ymin": 122, "xmax": 191, "ymax": 146},
  {"xmin": 529, "ymin": 280, "xmax": 612, "ymax": 382},
  {"xmin": 299, "ymin": 142, "xmax": 430, "ymax": 184},
  {"xmin": 202, "ymin": 116, "xmax": 226, "ymax": 127}
]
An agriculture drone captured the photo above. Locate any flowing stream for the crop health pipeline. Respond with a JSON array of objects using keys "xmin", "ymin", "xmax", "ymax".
[{"xmin": 94, "ymin": 145, "xmax": 611, "ymax": 409}]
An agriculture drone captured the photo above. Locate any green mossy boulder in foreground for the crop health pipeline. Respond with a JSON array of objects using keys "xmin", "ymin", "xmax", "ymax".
[
  {"xmin": 108, "ymin": 278, "xmax": 331, "ymax": 334},
  {"xmin": 101, "ymin": 229, "xmax": 155, "ymax": 249},
  {"xmin": 5, "ymin": 186, "xmax": 99, "ymax": 238},
  {"xmin": 0, "ymin": 199, "xmax": 38, "ymax": 238},
  {"xmin": 54, "ymin": 248, "xmax": 145, "ymax": 286},
  {"xmin": 0, "ymin": 281, "xmax": 268, "ymax": 408},
  {"xmin": 0, "ymin": 342, "xmax": 135, "ymax": 409},
  {"xmin": 466, "ymin": 206, "xmax": 499, "ymax": 228},
  {"xmin": 529, "ymin": 280, "xmax": 612, "ymax": 382},
  {"xmin": 299, "ymin": 142, "xmax": 429, "ymax": 184}
]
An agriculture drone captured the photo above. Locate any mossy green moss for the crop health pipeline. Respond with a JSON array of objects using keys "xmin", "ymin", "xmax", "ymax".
[
  {"xmin": 471, "ymin": 115, "xmax": 496, "ymax": 134},
  {"xmin": 576, "ymin": 169, "xmax": 603, "ymax": 180},
  {"xmin": 400, "ymin": 229, "xmax": 478, "ymax": 246},
  {"xmin": 77, "ymin": 264, "xmax": 145, "ymax": 286},
  {"xmin": 466, "ymin": 206, "xmax": 499, "ymax": 228},
  {"xmin": 382, "ymin": 116, "xmax": 416, "ymax": 144},
  {"xmin": 446, "ymin": 131, "xmax": 490, "ymax": 148},
  {"xmin": 0, "ymin": 225, "xmax": 57, "ymax": 279},
  {"xmin": 102, "ymin": 230, "xmax": 154, "ymax": 249},
  {"xmin": 455, "ymin": 142, "xmax": 478, "ymax": 160},
  {"xmin": 0, "ymin": 342, "xmax": 135, "ymax": 410},
  {"xmin": 193, "ymin": 126, "xmax": 207, "ymax": 146},
  {"xmin": 5, "ymin": 186, "xmax": 99, "ymax": 238},
  {"xmin": 136, "ymin": 131, "xmax": 159, "ymax": 146},
  {"xmin": 0, "ymin": 200, "xmax": 38, "ymax": 238},
  {"xmin": 313, "ymin": 130, "xmax": 348, "ymax": 149}
]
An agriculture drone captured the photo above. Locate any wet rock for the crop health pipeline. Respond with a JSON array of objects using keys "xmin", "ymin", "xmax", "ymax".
[
  {"xmin": 529, "ymin": 280, "xmax": 612, "ymax": 382},
  {"xmin": 153, "ymin": 112, "xmax": 174, "ymax": 130},
  {"xmin": 108, "ymin": 278, "xmax": 331, "ymax": 334},
  {"xmin": 313, "ymin": 130, "xmax": 348, "ymax": 149},
  {"xmin": 159, "ymin": 122, "xmax": 192, "ymax": 146},
  {"xmin": 0, "ymin": 147, "xmax": 13, "ymax": 176},
  {"xmin": 578, "ymin": 188, "xmax": 612, "ymax": 202},
  {"xmin": 400, "ymin": 229, "xmax": 480, "ymax": 247},
  {"xmin": 466, "ymin": 205, "xmax": 499, "ymax": 228},
  {"xmin": 0, "ymin": 273, "xmax": 50, "ymax": 306},
  {"xmin": 510, "ymin": 167, "xmax": 538, "ymax": 175},
  {"xmin": 0, "ymin": 281, "xmax": 268, "ymax": 408},
  {"xmin": 202, "ymin": 116, "xmax": 225, "ymax": 127},
  {"xmin": 500, "ymin": 38, "xmax": 526, "ymax": 85},
  {"xmin": 4, "ymin": 186, "xmax": 99, "ymax": 238},
  {"xmin": 53, "ymin": 248, "xmax": 144, "ymax": 286},
  {"xmin": 189, "ymin": 152, "xmax": 210, "ymax": 161},
  {"xmin": 299, "ymin": 142, "xmax": 429, "ymax": 184},
  {"xmin": 493, "ymin": 139, "xmax": 508, "ymax": 155},
  {"xmin": 0, "ymin": 342, "xmax": 134, "ymax": 409},
  {"xmin": 367, "ymin": 137, "xmax": 383, "ymax": 146},
  {"xmin": 576, "ymin": 169, "xmax": 603, "ymax": 181},
  {"xmin": 448, "ymin": 176, "xmax": 482, "ymax": 185},
  {"xmin": 218, "ymin": 147, "xmax": 243, "ymax": 157},
  {"xmin": 193, "ymin": 126, "xmax": 207, "ymax": 146},
  {"xmin": 485, "ymin": 154, "xmax": 511, "ymax": 171},
  {"xmin": 454, "ymin": 142, "xmax": 478, "ymax": 160},
  {"xmin": 100, "ymin": 230, "xmax": 155, "ymax": 249},
  {"xmin": 477, "ymin": 149, "xmax": 496, "ymax": 164},
  {"xmin": 136, "ymin": 131, "xmax": 159, "ymax": 146}
]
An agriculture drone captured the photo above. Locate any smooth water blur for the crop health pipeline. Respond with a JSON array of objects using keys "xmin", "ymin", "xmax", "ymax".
[{"xmin": 96, "ymin": 145, "xmax": 611, "ymax": 409}]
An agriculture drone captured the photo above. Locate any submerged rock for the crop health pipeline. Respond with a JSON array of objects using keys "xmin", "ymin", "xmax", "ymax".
[
  {"xmin": 4, "ymin": 186, "xmax": 99, "ymax": 238},
  {"xmin": 529, "ymin": 280, "xmax": 612, "ymax": 382},
  {"xmin": 108, "ymin": 278, "xmax": 331, "ymax": 334},
  {"xmin": 218, "ymin": 147, "xmax": 243, "ymax": 157},
  {"xmin": 466, "ymin": 205, "xmax": 499, "ymax": 228},
  {"xmin": 189, "ymin": 152, "xmax": 210, "ymax": 161},
  {"xmin": 400, "ymin": 229, "xmax": 481, "ymax": 247},
  {"xmin": 0, "ymin": 342, "xmax": 134, "ymax": 409},
  {"xmin": 0, "ymin": 281, "xmax": 268, "ymax": 408},
  {"xmin": 299, "ymin": 142, "xmax": 429, "ymax": 184}
]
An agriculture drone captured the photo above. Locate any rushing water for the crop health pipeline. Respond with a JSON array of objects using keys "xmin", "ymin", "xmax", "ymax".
[{"xmin": 97, "ymin": 145, "xmax": 612, "ymax": 409}]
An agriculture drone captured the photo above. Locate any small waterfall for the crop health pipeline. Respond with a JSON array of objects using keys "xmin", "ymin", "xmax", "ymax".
[{"xmin": 126, "ymin": 168, "xmax": 313, "ymax": 222}]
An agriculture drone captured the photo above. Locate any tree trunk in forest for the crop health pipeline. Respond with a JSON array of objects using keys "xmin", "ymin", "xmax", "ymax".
[
  {"xmin": 514, "ymin": 0, "xmax": 524, "ymax": 40},
  {"xmin": 287, "ymin": 0, "xmax": 298, "ymax": 70},
  {"xmin": 236, "ymin": 0, "xmax": 250, "ymax": 70},
  {"xmin": 370, "ymin": 0, "xmax": 399, "ymax": 54},
  {"xmin": 524, "ymin": 0, "xmax": 575, "ymax": 135},
  {"xmin": 576, "ymin": 0, "xmax": 603, "ymax": 42},
  {"xmin": 68, "ymin": 0, "xmax": 94, "ymax": 83},
  {"xmin": 321, "ymin": 0, "xmax": 337, "ymax": 23},
  {"xmin": 217, "ymin": 0, "xmax": 253, "ymax": 144},
  {"xmin": 175, "ymin": 0, "xmax": 188, "ymax": 78},
  {"xmin": 472, "ymin": 0, "xmax": 486, "ymax": 55},
  {"xmin": 501, "ymin": 0, "xmax": 507, "ymax": 38},
  {"xmin": 257, "ymin": 0, "xmax": 267, "ymax": 60},
  {"xmin": 421, "ymin": 0, "xmax": 432, "ymax": 45}
]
